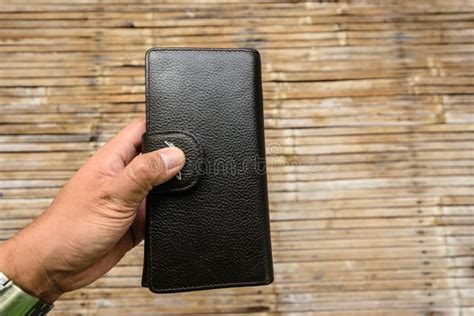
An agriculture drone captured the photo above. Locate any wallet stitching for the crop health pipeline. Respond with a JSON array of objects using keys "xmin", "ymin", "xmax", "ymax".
[
  {"xmin": 147, "ymin": 47, "xmax": 258, "ymax": 54},
  {"xmin": 150, "ymin": 279, "xmax": 271, "ymax": 292}
]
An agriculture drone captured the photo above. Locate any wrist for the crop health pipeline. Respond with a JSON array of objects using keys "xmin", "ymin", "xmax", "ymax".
[{"xmin": 0, "ymin": 233, "xmax": 63, "ymax": 304}]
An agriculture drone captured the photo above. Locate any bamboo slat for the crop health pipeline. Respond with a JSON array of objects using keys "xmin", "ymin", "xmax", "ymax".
[{"xmin": 0, "ymin": 0, "xmax": 473, "ymax": 315}]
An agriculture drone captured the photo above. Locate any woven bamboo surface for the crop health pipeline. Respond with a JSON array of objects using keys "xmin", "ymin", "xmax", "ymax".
[{"xmin": 0, "ymin": 0, "xmax": 473, "ymax": 315}]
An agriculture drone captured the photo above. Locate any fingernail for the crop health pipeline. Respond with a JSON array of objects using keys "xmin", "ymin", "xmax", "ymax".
[{"xmin": 159, "ymin": 147, "xmax": 185, "ymax": 170}]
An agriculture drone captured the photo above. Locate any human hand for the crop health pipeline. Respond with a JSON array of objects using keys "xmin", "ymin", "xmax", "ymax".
[{"xmin": 0, "ymin": 119, "xmax": 185, "ymax": 303}]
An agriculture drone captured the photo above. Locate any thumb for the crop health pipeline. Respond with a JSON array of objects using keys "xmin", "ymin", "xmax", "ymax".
[{"xmin": 109, "ymin": 147, "xmax": 185, "ymax": 206}]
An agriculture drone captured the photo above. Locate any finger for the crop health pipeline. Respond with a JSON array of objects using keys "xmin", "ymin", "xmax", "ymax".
[
  {"xmin": 82, "ymin": 230, "xmax": 135, "ymax": 279},
  {"xmin": 108, "ymin": 147, "xmax": 185, "ymax": 206},
  {"xmin": 130, "ymin": 199, "xmax": 146, "ymax": 246},
  {"xmin": 92, "ymin": 118, "xmax": 146, "ymax": 170}
]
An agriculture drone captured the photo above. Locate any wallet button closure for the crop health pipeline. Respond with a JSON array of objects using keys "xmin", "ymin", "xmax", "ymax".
[{"xmin": 142, "ymin": 130, "xmax": 204, "ymax": 194}]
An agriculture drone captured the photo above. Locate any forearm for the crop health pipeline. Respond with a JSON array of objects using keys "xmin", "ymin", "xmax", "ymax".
[{"xmin": 0, "ymin": 224, "xmax": 62, "ymax": 304}]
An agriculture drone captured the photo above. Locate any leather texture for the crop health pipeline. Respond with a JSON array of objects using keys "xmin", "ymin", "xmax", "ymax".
[{"xmin": 142, "ymin": 48, "xmax": 274, "ymax": 293}]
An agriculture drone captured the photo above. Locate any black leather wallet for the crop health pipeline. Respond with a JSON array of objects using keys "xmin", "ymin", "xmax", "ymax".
[{"xmin": 142, "ymin": 48, "xmax": 274, "ymax": 293}]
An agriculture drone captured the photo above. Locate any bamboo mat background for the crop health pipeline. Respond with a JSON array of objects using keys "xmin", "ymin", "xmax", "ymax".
[{"xmin": 1, "ymin": 0, "xmax": 473, "ymax": 315}]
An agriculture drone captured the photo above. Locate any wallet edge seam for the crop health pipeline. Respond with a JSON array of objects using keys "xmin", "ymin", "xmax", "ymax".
[{"xmin": 149, "ymin": 277, "xmax": 274, "ymax": 293}]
